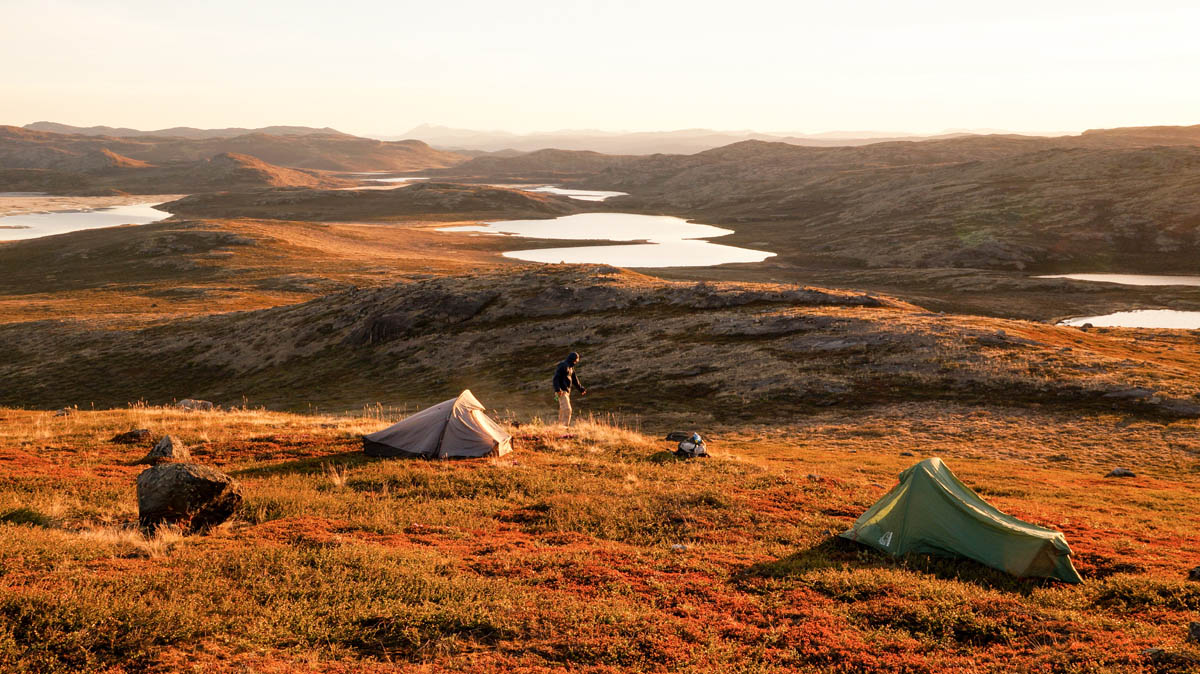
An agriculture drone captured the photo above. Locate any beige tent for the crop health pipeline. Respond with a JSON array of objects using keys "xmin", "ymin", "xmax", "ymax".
[{"xmin": 362, "ymin": 390, "xmax": 512, "ymax": 459}]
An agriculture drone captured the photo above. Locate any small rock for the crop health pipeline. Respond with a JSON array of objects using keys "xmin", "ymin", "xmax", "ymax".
[
  {"xmin": 1153, "ymin": 397, "xmax": 1200, "ymax": 418},
  {"xmin": 1079, "ymin": 323, "xmax": 1093, "ymax": 331},
  {"xmin": 1144, "ymin": 647, "xmax": 1200, "ymax": 667},
  {"xmin": 1189, "ymin": 566, "xmax": 1200, "ymax": 581},
  {"xmin": 53, "ymin": 407, "xmax": 72, "ymax": 417},
  {"xmin": 1102, "ymin": 387, "xmax": 1157, "ymax": 400},
  {"xmin": 141, "ymin": 435, "xmax": 190, "ymax": 464},
  {"xmin": 671, "ymin": 544, "xmax": 690, "ymax": 552},
  {"xmin": 176, "ymin": 398, "xmax": 214, "ymax": 412},
  {"xmin": 1105, "ymin": 467, "xmax": 1136, "ymax": 478},
  {"xmin": 900, "ymin": 451, "xmax": 915, "ymax": 457},
  {"xmin": 1189, "ymin": 622, "xmax": 1200, "ymax": 644},
  {"xmin": 136, "ymin": 463, "xmax": 243, "ymax": 533},
  {"xmin": 111, "ymin": 429, "xmax": 152, "ymax": 444}
]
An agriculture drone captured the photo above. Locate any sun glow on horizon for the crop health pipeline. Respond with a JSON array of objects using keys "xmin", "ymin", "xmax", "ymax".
[{"xmin": 2, "ymin": 0, "xmax": 1198, "ymax": 137}]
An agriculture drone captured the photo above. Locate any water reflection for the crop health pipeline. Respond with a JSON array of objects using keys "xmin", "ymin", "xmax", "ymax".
[
  {"xmin": 441, "ymin": 213, "xmax": 774, "ymax": 268},
  {"xmin": 527, "ymin": 186, "xmax": 628, "ymax": 202},
  {"xmin": 1060, "ymin": 310, "xmax": 1200, "ymax": 329},
  {"xmin": 1038, "ymin": 273, "xmax": 1200, "ymax": 287},
  {"xmin": 0, "ymin": 203, "xmax": 170, "ymax": 241}
]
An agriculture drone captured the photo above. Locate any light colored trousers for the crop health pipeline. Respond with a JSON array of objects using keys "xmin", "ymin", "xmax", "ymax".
[{"xmin": 557, "ymin": 391, "xmax": 572, "ymax": 426}]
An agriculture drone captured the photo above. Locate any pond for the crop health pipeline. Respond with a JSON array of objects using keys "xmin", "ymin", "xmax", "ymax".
[
  {"xmin": 364, "ymin": 176, "xmax": 428, "ymax": 183},
  {"xmin": 441, "ymin": 213, "xmax": 775, "ymax": 267},
  {"xmin": 0, "ymin": 203, "xmax": 170, "ymax": 241},
  {"xmin": 1038, "ymin": 273, "xmax": 1200, "ymax": 287},
  {"xmin": 1059, "ymin": 310, "xmax": 1200, "ymax": 329},
  {"xmin": 526, "ymin": 186, "xmax": 628, "ymax": 202}
]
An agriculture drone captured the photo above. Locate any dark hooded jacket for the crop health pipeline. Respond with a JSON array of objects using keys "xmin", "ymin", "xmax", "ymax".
[{"xmin": 553, "ymin": 353, "xmax": 584, "ymax": 393}]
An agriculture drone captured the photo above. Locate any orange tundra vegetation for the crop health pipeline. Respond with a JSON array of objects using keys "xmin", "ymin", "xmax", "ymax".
[{"xmin": 0, "ymin": 405, "xmax": 1197, "ymax": 673}]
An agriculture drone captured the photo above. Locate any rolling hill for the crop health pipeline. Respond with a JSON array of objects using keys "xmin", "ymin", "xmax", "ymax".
[
  {"xmin": 435, "ymin": 127, "xmax": 1200, "ymax": 274},
  {"xmin": 0, "ymin": 125, "xmax": 467, "ymax": 173},
  {"xmin": 0, "ymin": 151, "xmax": 352, "ymax": 195},
  {"xmin": 3, "ymin": 264, "xmax": 1198, "ymax": 421}
]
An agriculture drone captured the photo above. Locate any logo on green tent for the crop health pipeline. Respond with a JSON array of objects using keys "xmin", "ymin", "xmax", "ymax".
[{"xmin": 879, "ymin": 531, "xmax": 893, "ymax": 547}]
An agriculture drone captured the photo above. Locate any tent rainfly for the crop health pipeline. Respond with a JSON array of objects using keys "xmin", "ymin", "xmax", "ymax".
[
  {"xmin": 840, "ymin": 457, "xmax": 1083, "ymax": 583},
  {"xmin": 362, "ymin": 390, "xmax": 512, "ymax": 459}
]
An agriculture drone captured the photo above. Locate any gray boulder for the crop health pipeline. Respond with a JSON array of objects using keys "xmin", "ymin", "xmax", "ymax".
[
  {"xmin": 111, "ymin": 429, "xmax": 153, "ymax": 445},
  {"xmin": 136, "ymin": 463, "xmax": 243, "ymax": 533},
  {"xmin": 1190, "ymin": 622, "xmax": 1200, "ymax": 644},
  {"xmin": 176, "ymin": 399, "xmax": 214, "ymax": 411},
  {"xmin": 140, "ymin": 435, "xmax": 190, "ymax": 464},
  {"xmin": 1190, "ymin": 566, "xmax": 1200, "ymax": 581},
  {"xmin": 1105, "ymin": 467, "xmax": 1136, "ymax": 478}
]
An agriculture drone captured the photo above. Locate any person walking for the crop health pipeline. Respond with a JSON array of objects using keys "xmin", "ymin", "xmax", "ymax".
[{"xmin": 553, "ymin": 351, "xmax": 586, "ymax": 427}]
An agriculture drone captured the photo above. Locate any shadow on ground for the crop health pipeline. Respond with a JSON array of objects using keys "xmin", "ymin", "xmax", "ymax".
[
  {"xmin": 740, "ymin": 536, "xmax": 1062, "ymax": 595},
  {"xmin": 232, "ymin": 451, "xmax": 374, "ymax": 478}
]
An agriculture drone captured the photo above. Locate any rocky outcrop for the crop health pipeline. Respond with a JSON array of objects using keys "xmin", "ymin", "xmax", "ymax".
[
  {"xmin": 136, "ymin": 463, "xmax": 242, "ymax": 533},
  {"xmin": 344, "ymin": 290, "xmax": 499, "ymax": 346}
]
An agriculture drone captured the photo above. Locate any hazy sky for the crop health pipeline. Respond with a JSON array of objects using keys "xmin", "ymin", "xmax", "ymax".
[{"xmin": 3, "ymin": 0, "xmax": 1198, "ymax": 137}]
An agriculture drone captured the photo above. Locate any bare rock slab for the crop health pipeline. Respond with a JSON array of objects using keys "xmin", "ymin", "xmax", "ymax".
[
  {"xmin": 1105, "ymin": 467, "xmax": 1136, "ymax": 478},
  {"xmin": 136, "ymin": 463, "xmax": 243, "ymax": 533},
  {"xmin": 141, "ymin": 435, "xmax": 190, "ymax": 464}
]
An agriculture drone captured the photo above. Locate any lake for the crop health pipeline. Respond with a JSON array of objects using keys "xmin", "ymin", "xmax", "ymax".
[
  {"xmin": 441, "ymin": 213, "xmax": 775, "ymax": 267},
  {"xmin": 0, "ymin": 203, "xmax": 170, "ymax": 241},
  {"xmin": 1038, "ymin": 273, "xmax": 1200, "ymax": 286},
  {"xmin": 527, "ymin": 186, "xmax": 628, "ymax": 202},
  {"xmin": 1060, "ymin": 310, "xmax": 1200, "ymax": 329},
  {"xmin": 364, "ymin": 176, "xmax": 428, "ymax": 183},
  {"xmin": 346, "ymin": 179, "xmax": 627, "ymax": 202}
]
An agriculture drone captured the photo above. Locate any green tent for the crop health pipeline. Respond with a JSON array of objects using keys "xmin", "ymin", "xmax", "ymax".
[{"xmin": 840, "ymin": 457, "xmax": 1083, "ymax": 583}]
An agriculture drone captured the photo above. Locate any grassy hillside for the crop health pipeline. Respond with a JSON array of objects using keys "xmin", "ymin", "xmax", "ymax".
[
  {"xmin": 0, "ymin": 215, "xmax": 535, "ymax": 326},
  {"xmin": 2, "ymin": 265, "xmax": 1199, "ymax": 426},
  {"xmin": 0, "ymin": 406, "xmax": 1196, "ymax": 672}
]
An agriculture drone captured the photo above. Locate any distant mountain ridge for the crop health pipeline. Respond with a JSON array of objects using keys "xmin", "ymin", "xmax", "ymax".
[
  {"xmin": 24, "ymin": 122, "xmax": 352, "ymax": 140},
  {"xmin": 397, "ymin": 124, "xmax": 1026, "ymax": 154}
]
